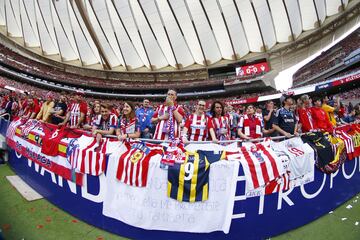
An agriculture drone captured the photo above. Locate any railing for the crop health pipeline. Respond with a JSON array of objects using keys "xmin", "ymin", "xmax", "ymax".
[{"xmin": 101, "ymin": 134, "xmax": 298, "ymax": 144}]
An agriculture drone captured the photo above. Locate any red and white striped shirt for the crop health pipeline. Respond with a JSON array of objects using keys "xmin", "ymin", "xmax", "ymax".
[
  {"xmin": 265, "ymin": 171, "xmax": 291, "ymax": 194},
  {"xmin": 238, "ymin": 143, "xmax": 285, "ymax": 190},
  {"xmin": 212, "ymin": 116, "xmax": 231, "ymax": 141},
  {"xmin": 119, "ymin": 117, "xmax": 140, "ymax": 135},
  {"xmin": 116, "ymin": 141, "xmax": 163, "ymax": 187},
  {"xmin": 74, "ymin": 136, "xmax": 120, "ymax": 176},
  {"xmin": 184, "ymin": 113, "xmax": 214, "ymax": 141},
  {"xmin": 153, "ymin": 104, "xmax": 185, "ymax": 140},
  {"xmin": 94, "ymin": 114, "xmax": 118, "ymax": 131},
  {"xmin": 69, "ymin": 102, "xmax": 87, "ymax": 128}
]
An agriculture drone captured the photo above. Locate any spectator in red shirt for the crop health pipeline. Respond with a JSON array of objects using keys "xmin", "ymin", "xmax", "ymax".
[
  {"xmin": 210, "ymin": 101, "xmax": 230, "ymax": 141},
  {"xmin": 59, "ymin": 91, "xmax": 87, "ymax": 129},
  {"xmin": 297, "ymin": 94, "xmax": 315, "ymax": 133},
  {"xmin": 182, "ymin": 100, "xmax": 217, "ymax": 143},
  {"xmin": 310, "ymin": 96, "xmax": 334, "ymax": 132},
  {"xmin": 237, "ymin": 104, "xmax": 265, "ymax": 140},
  {"xmin": 22, "ymin": 96, "xmax": 40, "ymax": 119}
]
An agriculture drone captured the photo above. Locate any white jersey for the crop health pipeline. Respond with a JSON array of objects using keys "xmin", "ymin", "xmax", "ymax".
[{"xmin": 271, "ymin": 137, "xmax": 315, "ymax": 180}]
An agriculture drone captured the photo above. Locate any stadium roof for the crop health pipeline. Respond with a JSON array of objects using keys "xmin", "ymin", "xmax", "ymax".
[{"xmin": 1, "ymin": 0, "xmax": 358, "ymax": 71}]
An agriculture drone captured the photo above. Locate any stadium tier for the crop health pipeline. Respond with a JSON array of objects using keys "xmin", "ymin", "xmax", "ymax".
[{"xmin": 293, "ymin": 27, "xmax": 360, "ymax": 87}]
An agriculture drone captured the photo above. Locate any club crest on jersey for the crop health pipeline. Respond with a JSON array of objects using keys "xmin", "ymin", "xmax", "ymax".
[
  {"xmin": 253, "ymin": 151, "xmax": 265, "ymax": 163},
  {"xmin": 130, "ymin": 150, "xmax": 144, "ymax": 163},
  {"xmin": 188, "ymin": 155, "xmax": 195, "ymax": 161},
  {"xmin": 66, "ymin": 139, "xmax": 79, "ymax": 164}
]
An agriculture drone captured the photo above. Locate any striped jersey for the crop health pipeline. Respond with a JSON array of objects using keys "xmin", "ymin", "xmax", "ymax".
[
  {"xmin": 116, "ymin": 141, "xmax": 163, "ymax": 187},
  {"xmin": 212, "ymin": 116, "xmax": 231, "ymax": 141},
  {"xmin": 228, "ymin": 143, "xmax": 285, "ymax": 190},
  {"xmin": 161, "ymin": 141, "xmax": 186, "ymax": 166},
  {"xmin": 334, "ymin": 125, "xmax": 355, "ymax": 159},
  {"xmin": 118, "ymin": 117, "xmax": 140, "ymax": 135},
  {"xmin": 94, "ymin": 114, "xmax": 118, "ymax": 131},
  {"xmin": 167, "ymin": 150, "xmax": 222, "ymax": 202},
  {"xmin": 73, "ymin": 136, "xmax": 120, "ymax": 176},
  {"xmin": 68, "ymin": 102, "xmax": 87, "ymax": 128},
  {"xmin": 184, "ymin": 113, "xmax": 214, "ymax": 141},
  {"xmin": 153, "ymin": 104, "xmax": 185, "ymax": 140},
  {"xmin": 20, "ymin": 119, "xmax": 42, "ymax": 139}
]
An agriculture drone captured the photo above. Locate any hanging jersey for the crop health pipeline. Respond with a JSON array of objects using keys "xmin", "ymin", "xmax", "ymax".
[
  {"xmin": 225, "ymin": 143, "xmax": 285, "ymax": 190},
  {"xmin": 301, "ymin": 132, "xmax": 334, "ymax": 168},
  {"xmin": 334, "ymin": 127, "xmax": 355, "ymax": 159},
  {"xmin": 349, "ymin": 124, "xmax": 360, "ymax": 157},
  {"xmin": 321, "ymin": 135, "xmax": 346, "ymax": 174},
  {"xmin": 265, "ymin": 171, "xmax": 291, "ymax": 195},
  {"xmin": 6, "ymin": 118, "xmax": 24, "ymax": 141},
  {"xmin": 75, "ymin": 136, "xmax": 121, "ymax": 176},
  {"xmin": 116, "ymin": 141, "xmax": 163, "ymax": 187},
  {"xmin": 184, "ymin": 113, "xmax": 214, "ymax": 141},
  {"xmin": 20, "ymin": 119, "xmax": 42, "ymax": 139},
  {"xmin": 69, "ymin": 102, "xmax": 87, "ymax": 127},
  {"xmin": 167, "ymin": 150, "xmax": 223, "ymax": 202},
  {"xmin": 212, "ymin": 116, "xmax": 230, "ymax": 141},
  {"xmin": 41, "ymin": 125, "xmax": 82, "ymax": 156},
  {"xmin": 153, "ymin": 104, "xmax": 185, "ymax": 140},
  {"xmin": 161, "ymin": 140, "xmax": 186, "ymax": 166},
  {"xmin": 271, "ymin": 137, "xmax": 315, "ymax": 180}
]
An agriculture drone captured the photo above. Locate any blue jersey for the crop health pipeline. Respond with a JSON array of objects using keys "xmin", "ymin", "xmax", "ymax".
[
  {"xmin": 136, "ymin": 107, "xmax": 154, "ymax": 131},
  {"xmin": 167, "ymin": 150, "xmax": 222, "ymax": 202},
  {"xmin": 274, "ymin": 107, "xmax": 297, "ymax": 134}
]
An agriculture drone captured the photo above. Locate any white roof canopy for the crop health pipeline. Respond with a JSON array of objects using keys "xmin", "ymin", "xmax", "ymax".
[{"xmin": 1, "ymin": 0, "xmax": 350, "ymax": 71}]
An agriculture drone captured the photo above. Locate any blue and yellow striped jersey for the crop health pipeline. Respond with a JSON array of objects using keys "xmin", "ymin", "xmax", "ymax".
[{"xmin": 167, "ymin": 150, "xmax": 222, "ymax": 202}]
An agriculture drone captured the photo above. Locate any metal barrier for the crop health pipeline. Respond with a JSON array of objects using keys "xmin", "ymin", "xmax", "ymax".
[{"xmin": 102, "ymin": 133, "xmax": 299, "ymax": 144}]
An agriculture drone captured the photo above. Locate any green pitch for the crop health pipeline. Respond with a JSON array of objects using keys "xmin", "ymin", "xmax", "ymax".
[{"xmin": 0, "ymin": 163, "xmax": 359, "ymax": 240}]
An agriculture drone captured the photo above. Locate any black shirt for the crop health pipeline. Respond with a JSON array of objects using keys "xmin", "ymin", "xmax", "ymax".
[
  {"xmin": 273, "ymin": 107, "xmax": 297, "ymax": 134},
  {"xmin": 262, "ymin": 109, "xmax": 276, "ymax": 130},
  {"xmin": 51, "ymin": 102, "xmax": 67, "ymax": 125},
  {"xmin": 301, "ymin": 132, "xmax": 333, "ymax": 168}
]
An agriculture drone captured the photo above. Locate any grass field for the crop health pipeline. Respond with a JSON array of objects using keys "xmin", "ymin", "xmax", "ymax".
[{"xmin": 0, "ymin": 163, "xmax": 359, "ymax": 240}]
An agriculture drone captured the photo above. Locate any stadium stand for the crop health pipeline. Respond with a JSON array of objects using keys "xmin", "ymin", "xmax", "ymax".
[{"xmin": 293, "ymin": 28, "xmax": 360, "ymax": 86}]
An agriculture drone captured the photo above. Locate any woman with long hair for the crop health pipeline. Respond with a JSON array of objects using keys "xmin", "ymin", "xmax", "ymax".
[
  {"xmin": 116, "ymin": 101, "xmax": 141, "ymax": 140},
  {"xmin": 84, "ymin": 101, "xmax": 101, "ymax": 130},
  {"xmin": 210, "ymin": 101, "xmax": 230, "ymax": 141}
]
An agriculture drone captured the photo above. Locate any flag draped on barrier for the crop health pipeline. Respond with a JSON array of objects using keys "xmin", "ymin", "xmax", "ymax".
[{"xmin": 5, "ymin": 119, "xmax": 360, "ymax": 233}]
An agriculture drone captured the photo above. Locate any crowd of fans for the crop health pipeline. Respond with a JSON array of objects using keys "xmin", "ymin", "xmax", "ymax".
[
  {"xmin": 0, "ymin": 76, "xmax": 278, "ymax": 111},
  {"xmin": 1, "ymin": 83, "xmax": 359, "ymax": 144},
  {"xmin": 293, "ymin": 28, "xmax": 360, "ymax": 85},
  {"xmin": 0, "ymin": 44, "xmax": 216, "ymax": 89},
  {"xmin": 298, "ymin": 67, "xmax": 360, "ymax": 87}
]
